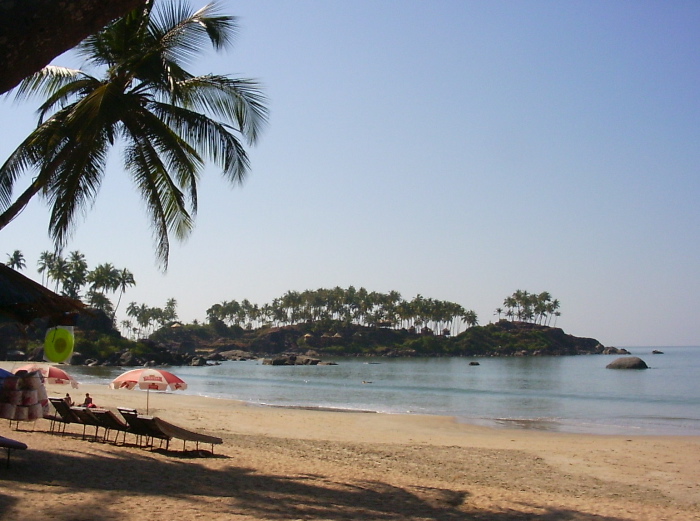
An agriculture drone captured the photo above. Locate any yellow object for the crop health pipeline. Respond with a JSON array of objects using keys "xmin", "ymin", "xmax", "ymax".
[{"xmin": 44, "ymin": 326, "xmax": 74, "ymax": 363}]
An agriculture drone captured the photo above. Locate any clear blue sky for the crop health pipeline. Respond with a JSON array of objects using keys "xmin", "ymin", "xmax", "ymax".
[{"xmin": 2, "ymin": 0, "xmax": 699, "ymax": 346}]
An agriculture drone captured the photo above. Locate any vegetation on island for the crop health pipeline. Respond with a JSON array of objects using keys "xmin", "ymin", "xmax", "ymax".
[{"xmin": 2, "ymin": 250, "xmax": 608, "ymax": 363}]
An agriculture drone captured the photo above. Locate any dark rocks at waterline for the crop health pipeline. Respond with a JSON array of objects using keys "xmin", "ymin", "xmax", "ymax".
[
  {"xmin": 216, "ymin": 349, "xmax": 255, "ymax": 361},
  {"xmin": 606, "ymin": 357, "xmax": 649, "ymax": 370},
  {"xmin": 262, "ymin": 354, "xmax": 337, "ymax": 366},
  {"xmin": 602, "ymin": 347, "xmax": 631, "ymax": 355}
]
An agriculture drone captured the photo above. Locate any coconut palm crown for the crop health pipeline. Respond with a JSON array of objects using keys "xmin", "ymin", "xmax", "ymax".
[{"xmin": 0, "ymin": 0, "xmax": 268, "ymax": 268}]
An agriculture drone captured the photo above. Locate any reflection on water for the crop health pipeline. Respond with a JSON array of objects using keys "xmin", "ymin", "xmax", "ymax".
[{"xmin": 67, "ymin": 346, "xmax": 700, "ymax": 435}]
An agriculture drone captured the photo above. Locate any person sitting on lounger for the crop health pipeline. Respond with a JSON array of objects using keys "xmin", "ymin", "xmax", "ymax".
[
  {"xmin": 64, "ymin": 393, "xmax": 74, "ymax": 406},
  {"xmin": 81, "ymin": 393, "xmax": 95, "ymax": 408}
]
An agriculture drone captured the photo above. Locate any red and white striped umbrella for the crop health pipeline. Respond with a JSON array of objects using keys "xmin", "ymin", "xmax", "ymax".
[
  {"xmin": 14, "ymin": 363, "xmax": 79, "ymax": 388},
  {"xmin": 109, "ymin": 368, "xmax": 187, "ymax": 413}
]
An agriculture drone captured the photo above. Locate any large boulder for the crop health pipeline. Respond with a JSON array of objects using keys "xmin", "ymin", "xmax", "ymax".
[{"xmin": 606, "ymin": 357, "xmax": 648, "ymax": 369}]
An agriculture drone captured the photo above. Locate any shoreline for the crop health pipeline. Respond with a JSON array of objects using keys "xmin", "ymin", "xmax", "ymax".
[
  {"xmin": 3, "ymin": 361, "xmax": 698, "ymax": 437},
  {"xmin": 1, "ymin": 379, "xmax": 699, "ymax": 520}
]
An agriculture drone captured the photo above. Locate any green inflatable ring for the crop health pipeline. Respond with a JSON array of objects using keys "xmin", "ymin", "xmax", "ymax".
[{"xmin": 44, "ymin": 326, "xmax": 74, "ymax": 363}]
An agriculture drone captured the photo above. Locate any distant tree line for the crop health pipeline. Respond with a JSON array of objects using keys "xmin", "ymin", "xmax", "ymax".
[
  {"xmin": 122, "ymin": 299, "xmax": 179, "ymax": 340},
  {"xmin": 495, "ymin": 290, "xmax": 561, "ymax": 326},
  {"xmin": 5, "ymin": 249, "xmax": 135, "ymax": 320},
  {"xmin": 6, "ymin": 250, "xmax": 562, "ymax": 340},
  {"xmin": 206, "ymin": 287, "xmax": 479, "ymax": 336}
]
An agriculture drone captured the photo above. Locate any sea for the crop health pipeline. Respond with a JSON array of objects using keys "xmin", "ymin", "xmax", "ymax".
[{"xmin": 67, "ymin": 346, "xmax": 700, "ymax": 436}]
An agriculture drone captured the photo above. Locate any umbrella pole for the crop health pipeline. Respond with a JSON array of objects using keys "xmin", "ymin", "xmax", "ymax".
[{"xmin": 146, "ymin": 388, "xmax": 150, "ymax": 415}]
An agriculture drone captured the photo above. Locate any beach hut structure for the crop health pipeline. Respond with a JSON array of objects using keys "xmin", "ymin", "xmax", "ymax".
[{"xmin": 0, "ymin": 263, "xmax": 85, "ymax": 324}]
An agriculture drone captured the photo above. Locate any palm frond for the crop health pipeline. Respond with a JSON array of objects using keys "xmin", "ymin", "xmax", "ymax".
[
  {"xmin": 13, "ymin": 66, "xmax": 84, "ymax": 102},
  {"xmin": 125, "ymin": 140, "xmax": 173, "ymax": 268},
  {"xmin": 78, "ymin": 3, "xmax": 151, "ymax": 69},
  {"xmin": 150, "ymin": 101, "xmax": 250, "ymax": 183},
  {"xmin": 122, "ymin": 122, "xmax": 196, "ymax": 267},
  {"xmin": 174, "ymin": 75, "xmax": 268, "ymax": 143},
  {"xmin": 0, "ymin": 114, "xmax": 72, "ymax": 208},
  {"xmin": 36, "ymin": 76, "xmax": 103, "ymax": 124},
  {"xmin": 46, "ymin": 136, "xmax": 110, "ymax": 249},
  {"xmin": 150, "ymin": 1, "xmax": 237, "ymax": 68},
  {"xmin": 123, "ymin": 105, "xmax": 202, "ymax": 212}
]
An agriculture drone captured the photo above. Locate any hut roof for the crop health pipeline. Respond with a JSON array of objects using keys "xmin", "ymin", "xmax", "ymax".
[{"xmin": 0, "ymin": 263, "xmax": 85, "ymax": 324}]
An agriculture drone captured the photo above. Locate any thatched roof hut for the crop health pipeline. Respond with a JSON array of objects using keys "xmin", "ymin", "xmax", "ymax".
[{"xmin": 0, "ymin": 263, "xmax": 85, "ymax": 324}]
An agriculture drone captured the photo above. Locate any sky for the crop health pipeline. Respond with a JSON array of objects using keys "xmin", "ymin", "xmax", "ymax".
[{"xmin": 1, "ymin": 0, "xmax": 699, "ymax": 347}]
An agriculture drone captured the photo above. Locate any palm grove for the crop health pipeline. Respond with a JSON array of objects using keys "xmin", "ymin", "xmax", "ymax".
[
  {"xmin": 5, "ymin": 249, "xmax": 135, "ymax": 320},
  {"xmin": 7, "ymin": 248, "xmax": 571, "ymax": 358},
  {"xmin": 6, "ymin": 248, "xmax": 564, "ymax": 338}
]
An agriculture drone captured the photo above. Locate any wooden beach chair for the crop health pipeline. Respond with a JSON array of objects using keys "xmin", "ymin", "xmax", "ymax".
[
  {"xmin": 47, "ymin": 397, "xmax": 81, "ymax": 435},
  {"xmin": 117, "ymin": 408, "xmax": 170, "ymax": 449},
  {"xmin": 117, "ymin": 408, "xmax": 222, "ymax": 454},
  {"xmin": 69, "ymin": 406, "xmax": 103, "ymax": 441},
  {"xmin": 70, "ymin": 406, "xmax": 102, "ymax": 441},
  {"xmin": 151, "ymin": 416, "xmax": 223, "ymax": 454},
  {"xmin": 90, "ymin": 409, "xmax": 130, "ymax": 445}
]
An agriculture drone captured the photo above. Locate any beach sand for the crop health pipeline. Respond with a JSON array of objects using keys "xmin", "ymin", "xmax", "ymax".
[{"xmin": 1, "ymin": 379, "xmax": 699, "ymax": 521}]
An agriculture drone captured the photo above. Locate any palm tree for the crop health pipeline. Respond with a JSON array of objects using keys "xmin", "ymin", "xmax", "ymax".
[
  {"xmin": 5, "ymin": 250, "xmax": 25, "ymax": 270},
  {"xmin": 63, "ymin": 250, "xmax": 88, "ymax": 298},
  {"xmin": 48, "ymin": 255, "xmax": 70, "ymax": 293},
  {"xmin": 0, "ymin": 0, "xmax": 268, "ymax": 268},
  {"xmin": 126, "ymin": 301, "xmax": 150, "ymax": 338},
  {"xmin": 462, "ymin": 310, "xmax": 479, "ymax": 329},
  {"xmin": 494, "ymin": 307, "xmax": 503, "ymax": 321},
  {"xmin": 113, "ymin": 268, "xmax": 136, "ymax": 318},
  {"xmin": 87, "ymin": 263, "xmax": 120, "ymax": 296},
  {"xmin": 163, "ymin": 298, "xmax": 178, "ymax": 323},
  {"xmin": 120, "ymin": 319, "xmax": 134, "ymax": 340},
  {"xmin": 37, "ymin": 250, "xmax": 56, "ymax": 285},
  {"xmin": 86, "ymin": 288, "xmax": 114, "ymax": 315}
]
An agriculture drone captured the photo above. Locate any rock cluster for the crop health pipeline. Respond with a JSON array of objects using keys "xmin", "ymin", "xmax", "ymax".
[{"xmin": 262, "ymin": 355, "xmax": 327, "ymax": 366}]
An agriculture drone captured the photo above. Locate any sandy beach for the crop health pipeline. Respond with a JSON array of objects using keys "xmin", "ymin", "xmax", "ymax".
[{"xmin": 1, "ymin": 379, "xmax": 699, "ymax": 521}]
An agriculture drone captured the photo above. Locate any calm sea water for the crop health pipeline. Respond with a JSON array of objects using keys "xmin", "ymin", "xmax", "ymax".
[{"xmin": 68, "ymin": 346, "xmax": 700, "ymax": 436}]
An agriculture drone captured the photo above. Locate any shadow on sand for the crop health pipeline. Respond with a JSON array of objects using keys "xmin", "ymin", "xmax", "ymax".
[{"xmin": 1, "ymin": 431, "xmax": 631, "ymax": 521}]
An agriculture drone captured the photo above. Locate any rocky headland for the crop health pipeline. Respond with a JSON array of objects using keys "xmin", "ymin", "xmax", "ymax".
[{"xmin": 1, "ymin": 312, "xmax": 625, "ymax": 367}]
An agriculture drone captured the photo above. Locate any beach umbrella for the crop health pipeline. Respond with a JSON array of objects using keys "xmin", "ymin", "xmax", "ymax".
[
  {"xmin": 13, "ymin": 363, "xmax": 79, "ymax": 388},
  {"xmin": 109, "ymin": 368, "xmax": 187, "ymax": 414}
]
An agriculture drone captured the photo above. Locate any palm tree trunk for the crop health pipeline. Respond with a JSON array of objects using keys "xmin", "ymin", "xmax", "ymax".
[
  {"xmin": 0, "ymin": 0, "xmax": 146, "ymax": 95},
  {"xmin": 112, "ymin": 290, "xmax": 125, "ymax": 322}
]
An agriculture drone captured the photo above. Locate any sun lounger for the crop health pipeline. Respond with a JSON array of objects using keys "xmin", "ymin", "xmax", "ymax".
[
  {"xmin": 90, "ymin": 409, "xmax": 130, "ymax": 444},
  {"xmin": 47, "ymin": 397, "xmax": 81, "ymax": 434},
  {"xmin": 151, "ymin": 416, "xmax": 223, "ymax": 453},
  {"xmin": 0, "ymin": 435, "xmax": 27, "ymax": 468},
  {"xmin": 117, "ymin": 408, "xmax": 222, "ymax": 453},
  {"xmin": 117, "ymin": 408, "xmax": 170, "ymax": 449},
  {"xmin": 70, "ymin": 407, "xmax": 103, "ymax": 441}
]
